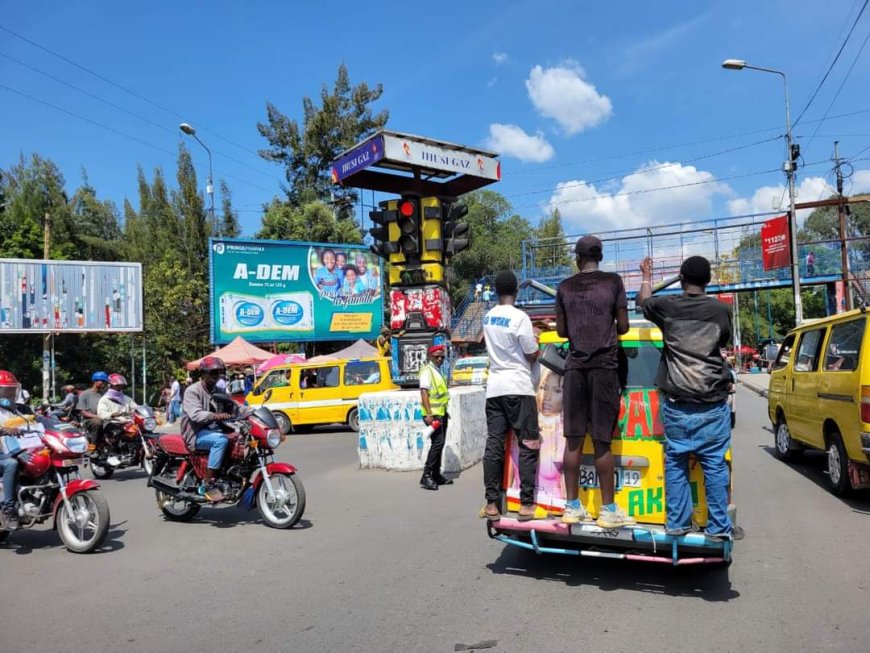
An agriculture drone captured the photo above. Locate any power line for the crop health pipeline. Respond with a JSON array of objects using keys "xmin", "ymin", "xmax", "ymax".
[
  {"xmin": 0, "ymin": 23, "xmax": 270, "ymax": 165},
  {"xmin": 803, "ymin": 26, "xmax": 870, "ymax": 153},
  {"xmin": 792, "ymin": 0, "xmax": 869, "ymax": 127},
  {"xmin": 0, "ymin": 83, "xmax": 275, "ymax": 194}
]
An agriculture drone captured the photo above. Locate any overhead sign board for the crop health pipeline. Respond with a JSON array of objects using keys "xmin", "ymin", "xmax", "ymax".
[
  {"xmin": 761, "ymin": 215, "xmax": 790, "ymax": 271},
  {"xmin": 209, "ymin": 238, "xmax": 384, "ymax": 344},
  {"xmin": 332, "ymin": 131, "xmax": 500, "ymax": 197},
  {"xmin": 0, "ymin": 259, "xmax": 143, "ymax": 334}
]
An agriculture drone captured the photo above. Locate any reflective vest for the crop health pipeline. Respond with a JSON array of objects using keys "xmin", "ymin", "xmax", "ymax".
[{"xmin": 420, "ymin": 363, "xmax": 449, "ymax": 417}]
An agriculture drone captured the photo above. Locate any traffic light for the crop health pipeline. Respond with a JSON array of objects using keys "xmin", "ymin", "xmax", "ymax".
[
  {"xmin": 369, "ymin": 200, "xmax": 398, "ymax": 259},
  {"xmin": 421, "ymin": 197, "xmax": 444, "ymax": 264},
  {"xmin": 442, "ymin": 202, "xmax": 470, "ymax": 257},
  {"xmin": 396, "ymin": 197, "xmax": 422, "ymax": 259}
]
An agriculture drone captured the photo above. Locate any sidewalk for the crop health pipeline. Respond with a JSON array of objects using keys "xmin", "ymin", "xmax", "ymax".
[{"xmin": 738, "ymin": 370, "xmax": 770, "ymax": 397}]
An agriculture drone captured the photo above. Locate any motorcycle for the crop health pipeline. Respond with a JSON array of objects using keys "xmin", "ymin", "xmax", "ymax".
[
  {"xmin": 89, "ymin": 405, "xmax": 158, "ymax": 479},
  {"xmin": 147, "ymin": 401, "xmax": 305, "ymax": 529},
  {"xmin": 0, "ymin": 409, "xmax": 110, "ymax": 552}
]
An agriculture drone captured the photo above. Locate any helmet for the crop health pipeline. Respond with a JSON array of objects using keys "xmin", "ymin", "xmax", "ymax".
[
  {"xmin": 91, "ymin": 371, "xmax": 109, "ymax": 383},
  {"xmin": 62, "ymin": 384, "xmax": 75, "ymax": 392},
  {"xmin": 199, "ymin": 356, "xmax": 226, "ymax": 373},
  {"xmin": 108, "ymin": 373, "xmax": 127, "ymax": 387},
  {"xmin": 0, "ymin": 370, "xmax": 21, "ymax": 403}
]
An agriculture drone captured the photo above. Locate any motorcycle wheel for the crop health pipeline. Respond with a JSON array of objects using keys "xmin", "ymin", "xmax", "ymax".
[
  {"xmin": 257, "ymin": 472, "xmax": 306, "ymax": 529},
  {"xmin": 90, "ymin": 459, "xmax": 115, "ymax": 480},
  {"xmin": 156, "ymin": 490, "xmax": 200, "ymax": 522},
  {"xmin": 57, "ymin": 489, "xmax": 110, "ymax": 553}
]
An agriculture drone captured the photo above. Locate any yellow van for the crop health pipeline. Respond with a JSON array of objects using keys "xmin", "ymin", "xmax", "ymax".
[
  {"xmin": 246, "ymin": 357, "xmax": 397, "ymax": 433},
  {"xmin": 768, "ymin": 308, "xmax": 870, "ymax": 495}
]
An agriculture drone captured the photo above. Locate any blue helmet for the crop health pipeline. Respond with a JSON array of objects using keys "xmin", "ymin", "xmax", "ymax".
[{"xmin": 91, "ymin": 371, "xmax": 109, "ymax": 383}]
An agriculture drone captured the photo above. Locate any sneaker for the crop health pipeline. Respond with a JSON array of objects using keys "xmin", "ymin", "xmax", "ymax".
[
  {"xmin": 1, "ymin": 504, "xmax": 19, "ymax": 531},
  {"xmin": 561, "ymin": 503, "xmax": 592, "ymax": 524},
  {"xmin": 596, "ymin": 505, "xmax": 636, "ymax": 529}
]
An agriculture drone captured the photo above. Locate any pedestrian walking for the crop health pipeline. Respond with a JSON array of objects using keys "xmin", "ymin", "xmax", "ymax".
[
  {"xmin": 168, "ymin": 377, "xmax": 181, "ymax": 424},
  {"xmin": 418, "ymin": 345, "xmax": 453, "ymax": 490},
  {"xmin": 556, "ymin": 235, "xmax": 632, "ymax": 528},
  {"xmin": 637, "ymin": 255, "xmax": 734, "ymax": 538},
  {"xmin": 806, "ymin": 251, "xmax": 815, "ymax": 276},
  {"xmin": 480, "ymin": 271, "xmax": 540, "ymax": 521}
]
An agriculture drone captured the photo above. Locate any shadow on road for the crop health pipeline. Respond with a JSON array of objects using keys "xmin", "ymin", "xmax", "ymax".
[
  {"xmin": 758, "ymin": 445, "xmax": 870, "ymax": 514},
  {"xmin": 3, "ymin": 521, "xmax": 127, "ymax": 555},
  {"xmin": 487, "ymin": 546, "xmax": 738, "ymax": 602},
  {"xmin": 164, "ymin": 505, "xmax": 314, "ymax": 531}
]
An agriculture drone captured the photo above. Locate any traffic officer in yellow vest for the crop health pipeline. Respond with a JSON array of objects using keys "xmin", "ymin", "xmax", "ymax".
[{"xmin": 419, "ymin": 344, "xmax": 453, "ymax": 490}]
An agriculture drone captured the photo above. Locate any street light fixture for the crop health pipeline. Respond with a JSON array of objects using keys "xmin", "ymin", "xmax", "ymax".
[
  {"xmin": 722, "ymin": 59, "xmax": 803, "ymax": 325},
  {"xmin": 178, "ymin": 122, "xmax": 215, "ymax": 228}
]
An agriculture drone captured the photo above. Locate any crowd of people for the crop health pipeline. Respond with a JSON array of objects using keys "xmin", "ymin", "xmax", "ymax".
[{"xmin": 421, "ymin": 235, "xmax": 735, "ymax": 540}]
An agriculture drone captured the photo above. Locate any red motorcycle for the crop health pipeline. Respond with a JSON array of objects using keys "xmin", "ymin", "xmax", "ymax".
[
  {"xmin": 0, "ymin": 413, "xmax": 110, "ymax": 552},
  {"xmin": 147, "ymin": 404, "xmax": 305, "ymax": 529},
  {"xmin": 89, "ymin": 405, "xmax": 158, "ymax": 479}
]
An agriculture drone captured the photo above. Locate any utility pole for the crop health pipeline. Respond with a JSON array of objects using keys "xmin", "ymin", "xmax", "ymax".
[
  {"xmin": 834, "ymin": 141, "xmax": 852, "ymax": 311},
  {"xmin": 43, "ymin": 212, "xmax": 51, "ymax": 403}
]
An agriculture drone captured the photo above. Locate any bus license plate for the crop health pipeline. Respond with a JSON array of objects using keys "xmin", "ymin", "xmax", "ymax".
[{"xmin": 579, "ymin": 466, "xmax": 642, "ymax": 490}]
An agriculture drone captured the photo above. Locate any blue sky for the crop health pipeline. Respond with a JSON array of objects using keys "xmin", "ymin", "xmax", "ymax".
[{"xmin": 2, "ymin": 0, "xmax": 870, "ymax": 239}]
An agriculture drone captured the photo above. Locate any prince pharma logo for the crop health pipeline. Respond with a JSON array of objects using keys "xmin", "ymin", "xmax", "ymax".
[
  {"xmin": 212, "ymin": 242, "xmax": 225, "ymax": 255},
  {"xmin": 233, "ymin": 301, "xmax": 264, "ymax": 327}
]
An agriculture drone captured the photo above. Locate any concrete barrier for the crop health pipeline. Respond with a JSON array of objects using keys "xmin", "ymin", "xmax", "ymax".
[{"xmin": 357, "ymin": 386, "xmax": 487, "ymax": 472}]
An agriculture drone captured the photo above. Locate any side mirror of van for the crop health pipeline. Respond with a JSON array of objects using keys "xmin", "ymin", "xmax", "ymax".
[{"xmin": 263, "ymin": 389, "xmax": 273, "ymax": 403}]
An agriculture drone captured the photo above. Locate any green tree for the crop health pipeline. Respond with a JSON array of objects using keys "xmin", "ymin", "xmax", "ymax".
[
  {"xmin": 257, "ymin": 63, "xmax": 388, "ymax": 217},
  {"xmin": 217, "ymin": 179, "xmax": 240, "ymax": 238},
  {"xmin": 256, "ymin": 199, "xmax": 362, "ymax": 244},
  {"xmin": 534, "ymin": 208, "xmax": 571, "ymax": 268}
]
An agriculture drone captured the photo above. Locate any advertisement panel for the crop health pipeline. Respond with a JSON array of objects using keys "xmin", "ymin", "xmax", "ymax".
[
  {"xmin": 382, "ymin": 133, "xmax": 500, "ymax": 181},
  {"xmin": 761, "ymin": 215, "xmax": 790, "ymax": 271},
  {"xmin": 0, "ymin": 258, "xmax": 143, "ymax": 334},
  {"xmin": 209, "ymin": 238, "xmax": 383, "ymax": 344}
]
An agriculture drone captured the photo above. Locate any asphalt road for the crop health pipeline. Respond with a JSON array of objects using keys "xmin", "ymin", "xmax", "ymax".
[{"xmin": 2, "ymin": 387, "xmax": 869, "ymax": 653}]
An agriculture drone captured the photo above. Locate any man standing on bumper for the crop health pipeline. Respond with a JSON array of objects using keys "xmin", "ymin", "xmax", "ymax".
[
  {"xmin": 637, "ymin": 255, "xmax": 733, "ymax": 537},
  {"xmin": 481, "ymin": 271, "xmax": 541, "ymax": 521},
  {"xmin": 558, "ymin": 235, "xmax": 632, "ymax": 528},
  {"xmin": 419, "ymin": 345, "xmax": 452, "ymax": 491}
]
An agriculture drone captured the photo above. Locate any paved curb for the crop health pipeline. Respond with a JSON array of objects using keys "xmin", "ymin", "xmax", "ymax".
[{"xmin": 738, "ymin": 378, "xmax": 768, "ymax": 398}]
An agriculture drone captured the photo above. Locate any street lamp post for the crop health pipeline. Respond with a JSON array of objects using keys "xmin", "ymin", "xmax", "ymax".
[
  {"xmin": 722, "ymin": 59, "xmax": 803, "ymax": 325},
  {"xmin": 179, "ymin": 122, "xmax": 215, "ymax": 229}
]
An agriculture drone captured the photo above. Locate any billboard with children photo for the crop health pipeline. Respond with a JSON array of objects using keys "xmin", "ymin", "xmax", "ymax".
[{"xmin": 209, "ymin": 238, "xmax": 383, "ymax": 344}]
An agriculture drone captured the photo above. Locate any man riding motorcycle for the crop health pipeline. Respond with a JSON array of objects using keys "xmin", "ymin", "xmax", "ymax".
[
  {"xmin": 181, "ymin": 357, "xmax": 251, "ymax": 502},
  {"xmin": 77, "ymin": 372, "xmax": 108, "ymax": 445},
  {"xmin": 50, "ymin": 384, "xmax": 78, "ymax": 420},
  {"xmin": 97, "ymin": 374, "xmax": 137, "ymax": 420},
  {"xmin": 0, "ymin": 370, "xmax": 34, "ymax": 530}
]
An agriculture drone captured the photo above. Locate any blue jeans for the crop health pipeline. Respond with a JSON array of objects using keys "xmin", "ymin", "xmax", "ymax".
[
  {"xmin": 168, "ymin": 399, "xmax": 181, "ymax": 424},
  {"xmin": 0, "ymin": 453, "xmax": 19, "ymax": 505},
  {"xmin": 661, "ymin": 400, "xmax": 732, "ymax": 535},
  {"xmin": 195, "ymin": 429, "xmax": 228, "ymax": 470}
]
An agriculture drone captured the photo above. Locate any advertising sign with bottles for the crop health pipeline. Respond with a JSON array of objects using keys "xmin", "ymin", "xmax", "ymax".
[
  {"xmin": 209, "ymin": 238, "xmax": 383, "ymax": 344},
  {"xmin": 0, "ymin": 258, "xmax": 143, "ymax": 334}
]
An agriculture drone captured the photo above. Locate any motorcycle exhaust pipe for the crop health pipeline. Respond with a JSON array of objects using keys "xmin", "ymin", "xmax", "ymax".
[{"xmin": 149, "ymin": 474, "xmax": 205, "ymax": 503}]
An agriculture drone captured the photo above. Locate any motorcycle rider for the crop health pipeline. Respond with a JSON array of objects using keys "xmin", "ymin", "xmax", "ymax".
[
  {"xmin": 0, "ymin": 371, "xmax": 32, "ymax": 530},
  {"xmin": 77, "ymin": 372, "xmax": 108, "ymax": 445},
  {"xmin": 97, "ymin": 374, "xmax": 137, "ymax": 419},
  {"xmin": 182, "ymin": 357, "xmax": 251, "ymax": 502},
  {"xmin": 50, "ymin": 384, "xmax": 77, "ymax": 419}
]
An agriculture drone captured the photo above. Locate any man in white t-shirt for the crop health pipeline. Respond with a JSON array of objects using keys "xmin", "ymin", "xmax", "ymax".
[{"xmin": 480, "ymin": 271, "xmax": 540, "ymax": 521}]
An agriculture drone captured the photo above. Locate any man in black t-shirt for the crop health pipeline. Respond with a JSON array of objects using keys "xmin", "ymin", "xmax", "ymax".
[
  {"xmin": 556, "ymin": 235, "xmax": 632, "ymax": 528},
  {"xmin": 637, "ymin": 255, "xmax": 733, "ymax": 538}
]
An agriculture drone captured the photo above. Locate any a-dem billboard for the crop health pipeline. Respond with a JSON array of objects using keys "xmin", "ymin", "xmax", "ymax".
[
  {"xmin": 0, "ymin": 258, "xmax": 143, "ymax": 334},
  {"xmin": 209, "ymin": 238, "xmax": 384, "ymax": 344}
]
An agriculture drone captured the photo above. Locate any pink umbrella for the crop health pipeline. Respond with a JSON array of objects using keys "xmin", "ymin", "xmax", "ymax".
[{"xmin": 257, "ymin": 353, "xmax": 306, "ymax": 374}]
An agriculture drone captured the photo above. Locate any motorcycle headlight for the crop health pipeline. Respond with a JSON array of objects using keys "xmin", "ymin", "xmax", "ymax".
[
  {"xmin": 144, "ymin": 418, "xmax": 157, "ymax": 432},
  {"xmin": 266, "ymin": 429, "xmax": 282, "ymax": 448},
  {"xmin": 65, "ymin": 436, "xmax": 89, "ymax": 454}
]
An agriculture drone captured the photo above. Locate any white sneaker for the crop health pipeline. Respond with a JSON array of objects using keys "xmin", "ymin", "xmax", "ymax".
[
  {"xmin": 597, "ymin": 505, "xmax": 636, "ymax": 529},
  {"xmin": 561, "ymin": 503, "xmax": 592, "ymax": 524}
]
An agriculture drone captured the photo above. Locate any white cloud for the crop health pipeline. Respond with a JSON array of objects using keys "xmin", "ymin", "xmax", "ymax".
[
  {"xmin": 485, "ymin": 124, "xmax": 555, "ymax": 163},
  {"xmin": 525, "ymin": 61, "xmax": 613, "ymax": 135},
  {"xmin": 485, "ymin": 76, "xmax": 498, "ymax": 89},
  {"xmin": 493, "ymin": 52, "xmax": 509, "ymax": 65},
  {"xmin": 851, "ymin": 169, "xmax": 870, "ymax": 194},
  {"xmin": 727, "ymin": 176, "xmax": 837, "ymax": 224},
  {"xmin": 546, "ymin": 161, "xmax": 729, "ymax": 232}
]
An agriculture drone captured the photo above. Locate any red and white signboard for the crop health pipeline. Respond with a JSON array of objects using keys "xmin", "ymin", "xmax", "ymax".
[{"xmin": 761, "ymin": 215, "xmax": 790, "ymax": 271}]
